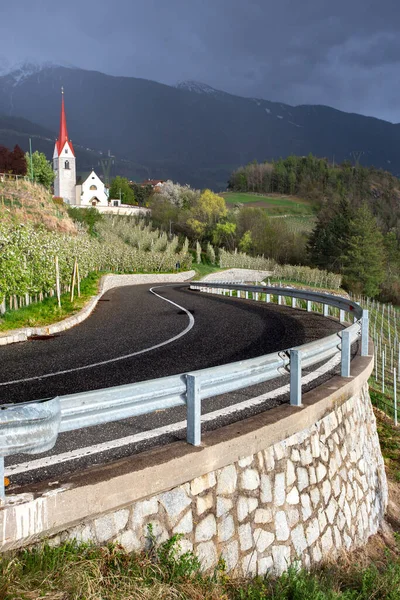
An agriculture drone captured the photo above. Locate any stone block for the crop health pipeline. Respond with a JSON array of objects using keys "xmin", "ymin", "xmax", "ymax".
[
  {"xmin": 322, "ymin": 480, "xmax": 332, "ymax": 505},
  {"xmin": 217, "ymin": 465, "xmax": 237, "ymax": 495},
  {"xmin": 242, "ymin": 552, "xmax": 258, "ymax": 576},
  {"xmin": 288, "ymin": 508, "xmax": 300, "ymax": 527},
  {"xmin": 291, "ymin": 524, "xmax": 308, "ymax": 555},
  {"xmin": 286, "ymin": 460, "xmax": 296, "ymax": 486},
  {"xmin": 221, "ymin": 540, "xmax": 239, "ymax": 572},
  {"xmin": 173, "ymin": 510, "xmax": 193, "ymax": 535},
  {"xmin": 195, "ymin": 514, "xmax": 216, "ymax": 542},
  {"xmin": 239, "ymin": 523, "xmax": 253, "ymax": 551},
  {"xmin": 116, "ymin": 530, "xmax": 141, "ymax": 552},
  {"xmin": 218, "ymin": 515, "xmax": 235, "ymax": 542},
  {"xmin": 254, "ymin": 508, "xmax": 272, "ymax": 524},
  {"xmin": 241, "ymin": 469, "xmax": 260, "ymax": 491},
  {"xmin": 272, "ymin": 545, "xmax": 291, "ymax": 575},
  {"xmin": 301, "ymin": 493, "xmax": 312, "ymax": 521},
  {"xmin": 275, "ymin": 511, "xmax": 290, "ymax": 541},
  {"xmin": 297, "ymin": 467, "xmax": 309, "ymax": 491},
  {"xmin": 159, "ymin": 487, "xmax": 191, "ymax": 525},
  {"xmin": 131, "ymin": 497, "xmax": 158, "ymax": 527},
  {"xmin": 238, "ymin": 455, "xmax": 253, "ymax": 468},
  {"xmin": 306, "ymin": 518, "xmax": 320, "ymax": 546},
  {"xmin": 190, "ymin": 472, "xmax": 216, "ymax": 496},
  {"xmin": 310, "ymin": 487, "xmax": 320, "ymax": 508},
  {"xmin": 321, "ymin": 527, "xmax": 333, "ymax": 553},
  {"xmin": 197, "ymin": 493, "xmax": 214, "ymax": 516},
  {"xmin": 255, "ymin": 528, "xmax": 275, "ymax": 552},
  {"xmin": 274, "ymin": 472, "xmax": 286, "ymax": 506},
  {"xmin": 216, "ymin": 496, "xmax": 232, "ymax": 517},
  {"xmin": 264, "ymin": 448, "xmax": 275, "ymax": 471},
  {"xmin": 261, "ymin": 474, "xmax": 272, "ymax": 503},
  {"xmin": 287, "ymin": 487, "xmax": 300, "ymax": 505},
  {"xmin": 196, "ymin": 541, "xmax": 217, "ymax": 570},
  {"xmin": 316, "ymin": 463, "xmax": 327, "ymax": 482},
  {"xmin": 258, "ymin": 555, "xmax": 274, "ymax": 575}
]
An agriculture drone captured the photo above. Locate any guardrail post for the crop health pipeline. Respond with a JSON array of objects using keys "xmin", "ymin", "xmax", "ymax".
[
  {"xmin": 341, "ymin": 330, "xmax": 351, "ymax": 377},
  {"xmin": 307, "ymin": 300, "xmax": 312, "ymax": 312},
  {"xmin": 0, "ymin": 457, "xmax": 5, "ymax": 501},
  {"xmin": 186, "ymin": 374, "xmax": 201, "ymax": 446},
  {"xmin": 323, "ymin": 304, "xmax": 329, "ymax": 317},
  {"xmin": 266, "ymin": 293, "xmax": 270, "ymax": 303},
  {"xmin": 361, "ymin": 309, "xmax": 369, "ymax": 357},
  {"xmin": 278, "ymin": 295, "xmax": 282, "ymax": 305},
  {"xmin": 339, "ymin": 309, "xmax": 345, "ymax": 322},
  {"xmin": 290, "ymin": 349, "xmax": 302, "ymax": 406},
  {"xmin": 245, "ymin": 291, "xmax": 249, "ymax": 299},
  {"xmin": 292, "ymin": 297, "xmax": 297, "ymax": 309},
  {"xmin": 230, "ymin": 289, "xmax": 233, "ymax": 297}
]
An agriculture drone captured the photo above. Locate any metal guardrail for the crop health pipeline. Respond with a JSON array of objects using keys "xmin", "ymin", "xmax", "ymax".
[{"xmin": 0, "ymin": 283, "xmax": 369, "ymax": 500}]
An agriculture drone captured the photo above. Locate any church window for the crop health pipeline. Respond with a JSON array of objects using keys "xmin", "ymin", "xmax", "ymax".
[
  {"xmin": 90, "ymin": 185, "xmax": 97, "ymax": 190},
  {"xmin": 65, "ymin": 160, "xmax": 70, "ymax": 169}
]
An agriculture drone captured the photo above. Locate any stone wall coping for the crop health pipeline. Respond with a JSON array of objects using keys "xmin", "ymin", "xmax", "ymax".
[
  {"xmin": 0, "ymin": 350, "xmax": 373, "ymax": 550},
  {"xmin": 0, "ymin": 271, "xmax": 196, "ymax": 347}
]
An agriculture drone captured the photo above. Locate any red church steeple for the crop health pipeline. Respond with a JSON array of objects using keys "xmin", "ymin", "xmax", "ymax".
[{"xmin": 56, "ymin": 87, "xmax": 75, "ymax": 156}]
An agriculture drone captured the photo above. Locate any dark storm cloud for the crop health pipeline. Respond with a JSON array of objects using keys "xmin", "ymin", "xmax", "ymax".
[{"xmin": 1, "ymin": 0, "xmax": 400, "ymax": 121}]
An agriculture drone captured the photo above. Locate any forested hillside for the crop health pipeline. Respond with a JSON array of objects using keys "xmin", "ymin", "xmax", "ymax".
[{"xmin": 227, "ymin": 155, "xmax": 400, "ymax": 300}]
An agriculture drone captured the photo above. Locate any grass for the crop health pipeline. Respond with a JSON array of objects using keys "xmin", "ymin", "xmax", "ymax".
[
  {"xmin": 192, "ymin": 261, "xmax": 224, "ymax": 280},
  {"xmin": 2, "ymin": 525, "xmax": 400, "ymax": 599},
  {"xmin": 0, "ymin": 271, "xmax": 103, "ymax": 333},
  {"xmin": 221, "ymin": 192, "xmax": 316, "ymax": 217}
]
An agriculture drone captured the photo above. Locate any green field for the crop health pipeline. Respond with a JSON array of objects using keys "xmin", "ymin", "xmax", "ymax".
[{"xmin": 221, "ymin": 192, "xmax": 316, "ymax": 216}]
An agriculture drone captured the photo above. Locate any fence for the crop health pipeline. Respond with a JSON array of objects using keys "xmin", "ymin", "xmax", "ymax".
[{"xmin": 0, "ymin": 282, "xmax": 369, "ymax": 501}]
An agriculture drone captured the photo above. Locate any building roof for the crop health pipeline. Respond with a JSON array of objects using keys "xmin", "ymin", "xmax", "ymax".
[
  {"xmin": 140, "ymin": 179, "xmax": 165, "ymax": 187},
  {"xmin": 56, "ymin": 90, "xmax": 75, "ymax": 157}
]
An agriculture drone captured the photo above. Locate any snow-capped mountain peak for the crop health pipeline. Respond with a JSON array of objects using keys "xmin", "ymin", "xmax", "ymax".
[{"xmin": 175, "ymin": 80, "xmax": 222, "ymax": 96}]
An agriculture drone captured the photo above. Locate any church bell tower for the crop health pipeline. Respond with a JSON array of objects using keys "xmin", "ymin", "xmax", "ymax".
[{"xmin": 53, "ymin": 88, "xmax": 76, "ymax": 204}]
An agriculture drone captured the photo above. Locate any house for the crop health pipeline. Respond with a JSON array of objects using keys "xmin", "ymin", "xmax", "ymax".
[{"xmin": 140, "ymin": 179, "xmax": 165, "ymax": 189}]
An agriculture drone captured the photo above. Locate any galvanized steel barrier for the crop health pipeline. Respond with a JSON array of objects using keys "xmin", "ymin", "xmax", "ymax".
[{"xmin": 0, "ymin": 282, "xmax": 369, "ymax": 501}]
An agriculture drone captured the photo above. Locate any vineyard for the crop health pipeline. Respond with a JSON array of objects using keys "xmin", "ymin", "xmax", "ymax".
[
  {"xmin": 0, "ymin": 215, "xmax": 192, "ymax": 313},
  {"xmin": 218, "ymin": 249, "xmax": 342, "ymax": 290}
]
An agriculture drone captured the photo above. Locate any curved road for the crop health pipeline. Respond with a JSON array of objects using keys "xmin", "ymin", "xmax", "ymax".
[{"xmin": 2, "ymin": 284, "xmax": 345, "ymax": 489}]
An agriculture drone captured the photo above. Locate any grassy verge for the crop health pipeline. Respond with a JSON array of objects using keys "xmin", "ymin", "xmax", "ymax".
[
  {"xmin": 192, "ymin": 261, "xmax": 224, "ymax": 280},
  {"xmin": 2, "ymin": 522, "xmax": 400, "ymax": 599},
  {"xmin": 0, "ymin": 272, "xmax": 104, "ymax": 333}
]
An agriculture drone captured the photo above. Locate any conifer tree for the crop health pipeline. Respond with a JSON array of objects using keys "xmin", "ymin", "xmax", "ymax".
[{"xmin": 342, "ymin": 204, "xmax": 385, "ymax": 297}]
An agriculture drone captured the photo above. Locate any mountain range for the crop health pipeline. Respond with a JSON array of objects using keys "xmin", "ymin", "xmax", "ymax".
[{"xmin": 0, "ymin": 63, "xmax": 399, "ymax": 189}]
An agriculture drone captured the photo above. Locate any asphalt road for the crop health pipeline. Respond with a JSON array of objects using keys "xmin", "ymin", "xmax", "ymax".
[{"xmin": 2, "ymin": 284, "xmax": 346, "ymax": 490}]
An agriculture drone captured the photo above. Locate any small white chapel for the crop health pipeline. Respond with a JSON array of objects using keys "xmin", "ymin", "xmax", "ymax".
[{"xmin": 53, "ymin": 89, "xmax": 117, "ymax": 208}]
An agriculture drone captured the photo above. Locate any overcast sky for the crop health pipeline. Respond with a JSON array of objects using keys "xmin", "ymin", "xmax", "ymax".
[{"xmin": 1, "ymin": 0, "xmax": 399, "ymax": 122}]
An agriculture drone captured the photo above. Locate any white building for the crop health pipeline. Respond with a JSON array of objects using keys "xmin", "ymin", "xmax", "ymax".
[
  {"xmin": 53, "ymin": 89, "xmax": 76, "ymax": 204},
  {"xmin": 75, "ymin": 170, "xmax": 111, "ymax": 207},
  {"xmin": 53, "ymin": 90, "xmax": 110, "ymax": 207}
]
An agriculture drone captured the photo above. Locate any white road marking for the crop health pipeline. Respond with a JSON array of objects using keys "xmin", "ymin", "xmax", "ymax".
[
  {"xmin": 0, "ymin": 285, "xmax": 194, "ymax": 387},
  {"xmin": 6, "ymin": 353, "xmax": 340, "ymax": 476}
]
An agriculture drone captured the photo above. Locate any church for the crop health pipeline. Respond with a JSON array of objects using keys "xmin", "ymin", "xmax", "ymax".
[{"xmin": 53, "ymin": 89, "xmax": 117, "ymax": 208}]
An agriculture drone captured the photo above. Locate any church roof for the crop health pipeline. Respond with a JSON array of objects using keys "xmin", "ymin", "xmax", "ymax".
[{"xmin": 56, "ymin": 90, "xmax": 75, "ymax": 157}]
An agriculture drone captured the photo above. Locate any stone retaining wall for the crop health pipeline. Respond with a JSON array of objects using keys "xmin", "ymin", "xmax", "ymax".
[{"xmin": 56, "ymin": 381, "xmax": 386, "ymax": 575}]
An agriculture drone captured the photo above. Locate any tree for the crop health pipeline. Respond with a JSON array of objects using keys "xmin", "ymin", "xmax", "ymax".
[
  {"xmin": 10, "ymin": 145, "xmax": 27, "ymax": 175},
  {"xmin": 108, "ymin": 176, "xmax": 136, "ymax": 205},
  {"xmin": 342, "ymin": 204, "xmax": 385, "ymax": 297},
  {"xmin": 25, "ymin": 151, "xmax": 55, "ymax": 189},
  {"xmin": 212, "ymin": 222, "xmax": 236, "ymax": 249}
]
